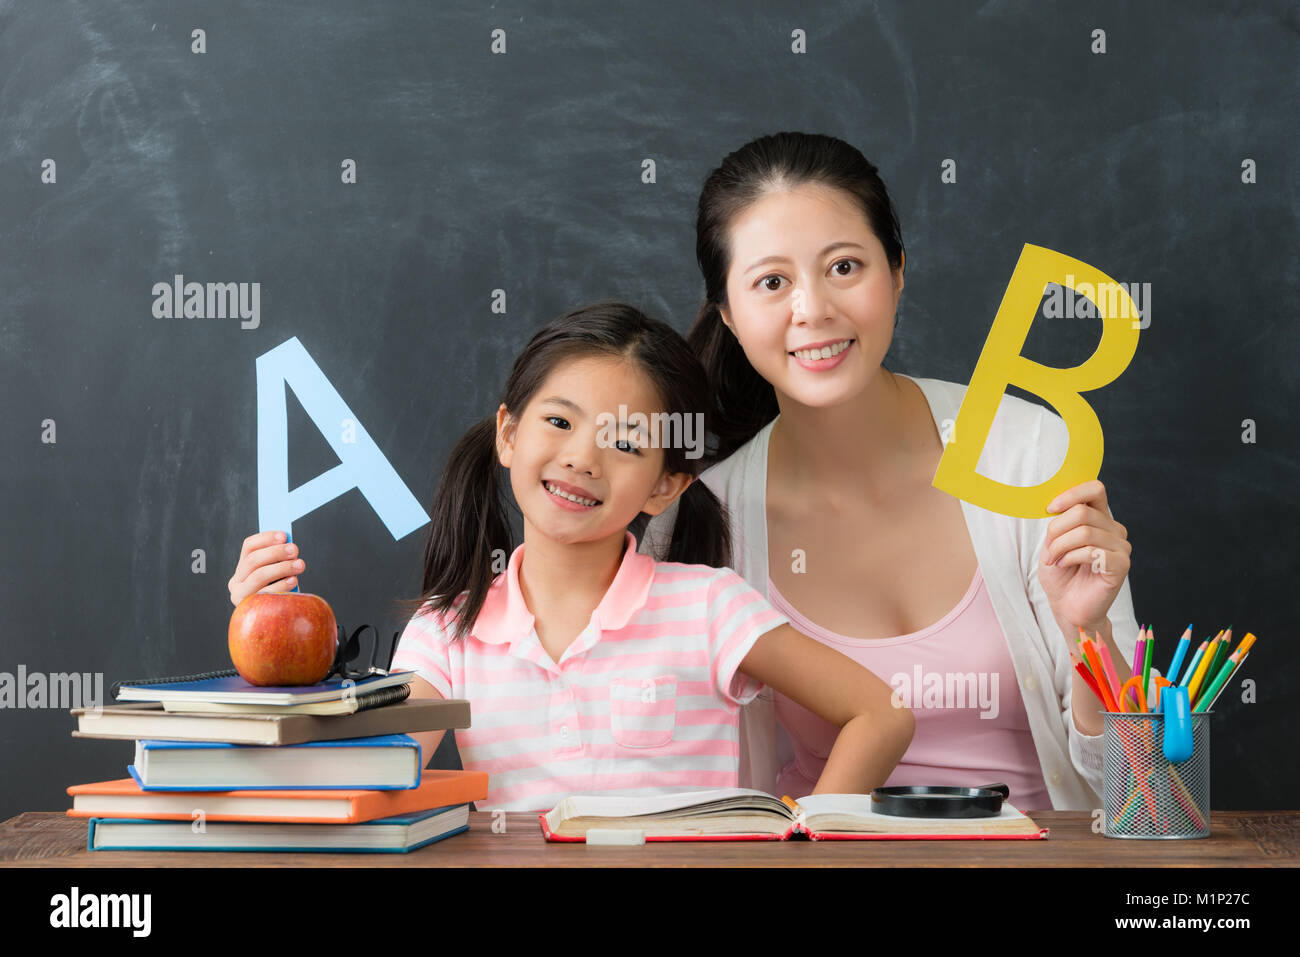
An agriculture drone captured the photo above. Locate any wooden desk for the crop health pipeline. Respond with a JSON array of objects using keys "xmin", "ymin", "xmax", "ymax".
[{"xmin": 2, "ymin": 810, "xmax": 1297, "ymax": 866}]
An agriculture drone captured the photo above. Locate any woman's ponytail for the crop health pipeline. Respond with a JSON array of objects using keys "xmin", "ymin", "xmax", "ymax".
[{"xmin": 687, "ymin": 300, "xmax": 778, "ymax": 463}]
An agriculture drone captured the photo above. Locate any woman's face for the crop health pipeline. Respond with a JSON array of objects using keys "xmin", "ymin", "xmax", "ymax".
[
  {"xmin": 718, "ymin": 183, "xmax": 904, "ymax": 409},
  {"xmin": 495, "ymin": 355, "xmax": 690, "ymax": 546}
]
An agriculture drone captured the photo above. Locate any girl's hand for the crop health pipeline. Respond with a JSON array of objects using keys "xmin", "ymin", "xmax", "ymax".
[
  {"xmin": 228, "ymin": 530, "xmax": 306, "ymax": 606},
  {"xmin": 1039, "ymin": 480, "xmax": 1131, "ymax": 638}
]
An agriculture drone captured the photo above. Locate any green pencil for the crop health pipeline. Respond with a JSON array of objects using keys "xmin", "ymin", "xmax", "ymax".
[{"xmin": 1142, "ymin": 626, "xmax": 1154, "ymax": 699}]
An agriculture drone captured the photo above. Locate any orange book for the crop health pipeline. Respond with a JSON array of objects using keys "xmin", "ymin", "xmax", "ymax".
[{"xmin": 67, "ymin": 769, "xmax": 488, "ymax": 824}]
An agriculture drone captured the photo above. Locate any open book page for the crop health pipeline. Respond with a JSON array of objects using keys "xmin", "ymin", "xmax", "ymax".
[
  {"xmin": 544, "ymin": 788, "xmax": 796, "ymax": 838},
  {"xmin": 794, "ymin": 793, "xmax": 1038, "ymax": 834},
  {"xmin": 550, "ymin": 788, "xmax": 789, "ymax": 819}
]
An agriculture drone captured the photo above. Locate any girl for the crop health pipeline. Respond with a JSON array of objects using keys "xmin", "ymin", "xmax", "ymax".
[
  {"xmin": 641, "ymin": 132, "xmax": 1143, "ymax": 810},
  {"xmin": 229, "ymin": 301, "xmax": 913, "ymax": 812}
]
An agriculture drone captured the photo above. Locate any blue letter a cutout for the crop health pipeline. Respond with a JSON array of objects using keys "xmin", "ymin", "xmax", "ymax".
[{"xmin": 256, "ymin": 337, "xmax": 429, "ymax": 540}]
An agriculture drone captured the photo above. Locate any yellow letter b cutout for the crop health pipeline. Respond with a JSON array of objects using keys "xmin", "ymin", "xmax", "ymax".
[{"xmin": 932, "ymin": 244, "xmax": 1140, "ymax": 518}]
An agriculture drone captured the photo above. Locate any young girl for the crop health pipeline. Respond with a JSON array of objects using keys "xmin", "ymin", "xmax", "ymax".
[{"xmin": 229, "ymin": 300, "xmax": 912, "ymax": 812}]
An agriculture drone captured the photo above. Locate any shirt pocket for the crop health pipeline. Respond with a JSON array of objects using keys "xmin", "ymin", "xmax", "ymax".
[{"xmin": 609, "ymin": 675, "xmax": 677, "ymax": 749}]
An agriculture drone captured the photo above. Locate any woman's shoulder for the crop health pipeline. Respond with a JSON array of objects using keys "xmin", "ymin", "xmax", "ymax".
[{"xmin": 696, "ymin": 418, "xmax": 777, "ymax": 501}]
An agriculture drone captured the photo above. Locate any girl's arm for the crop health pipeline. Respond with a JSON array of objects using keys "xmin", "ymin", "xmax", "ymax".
[
  {"xmin": 404, "ymin": 676, "xmax": 449, "ymax": 769},
  {"xmin": 737, "ymin": 624, "xmax": 914, "ymax": 795}
]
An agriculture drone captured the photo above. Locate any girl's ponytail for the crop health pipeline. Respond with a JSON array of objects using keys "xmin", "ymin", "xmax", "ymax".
[
  {"xmin": 392, "ymin": 416, "xmax": 512, "ymax": 640},
  {"xmin": 662, "ymin": 477, "xmax": 733, "ymax": 570}
]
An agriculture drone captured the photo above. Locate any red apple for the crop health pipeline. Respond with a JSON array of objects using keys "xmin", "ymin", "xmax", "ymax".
[{"xmin": 228, "ymin": 592, "xmax": 338, "ymax": 686}]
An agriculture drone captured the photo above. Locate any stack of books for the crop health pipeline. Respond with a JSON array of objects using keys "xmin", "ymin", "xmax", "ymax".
[{"xmin": 66, "ymin": 668, "xmax": 487, "ymax": 853}]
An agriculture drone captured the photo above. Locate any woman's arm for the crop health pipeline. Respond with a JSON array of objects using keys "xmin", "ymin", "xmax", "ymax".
[
  {"xmin": 736, "ymin": 623, "xmax": 913, "ymax": 794},
  {"xmin": 1040, "ymin": 479, "xmax": 1137, "ymax": 736}
]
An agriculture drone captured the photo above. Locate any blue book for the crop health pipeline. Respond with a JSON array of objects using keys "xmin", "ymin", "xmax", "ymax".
[
  {"xmin": 128, "ymin": 734, "xmax": 423, "ymax": 790},
  {"xmin": 113, "ymin": 669, "xmax": 414, "ymax": 706},
  {"xmin": 87, "ymin": 803, "xmax": 470, "ymax": 853}
]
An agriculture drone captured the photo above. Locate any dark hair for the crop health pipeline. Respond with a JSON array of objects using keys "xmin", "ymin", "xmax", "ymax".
[
  {"xmin": 391, "ymin": 300, "xmax": 732, "ymax": 639},
  {"xmin": 689, "ymin": 131, "xmax": 906, "ymax": 460}
]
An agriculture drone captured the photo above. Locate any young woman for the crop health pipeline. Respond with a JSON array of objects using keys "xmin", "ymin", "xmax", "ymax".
[{"xmin": 641, "ymin": 131, "xmax": 1143, "ymax": 809}]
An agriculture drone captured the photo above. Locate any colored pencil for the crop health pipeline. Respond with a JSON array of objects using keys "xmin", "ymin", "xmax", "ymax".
[
  {"xmin": 1195, "ymin": 633, "xmax": 1231, "ymax": 707},
  {"xmin": 1166, "ymin": 624, "xmax": 1193, "ymax": 685},
  {"xmin": 1198, "ymin": 640, "xmax": 1254, "ymax": 713},
  {"xmin": 1203, "ymin": 648, "xmax": 1249, "ymax": 711},
  {"xmin": 1130, "ymin": 631, "xmax": 1146, "ymax": 709},
  {"xmin": 1178, "ymin": 640, "xmax": 1209, "ymax": 688},
  {"xmin": 1076, "ymin": 628, "xmax": 1097, "ymax": 677},
  {"xmin": 1118, "ymin": 717, "xmax": 1162, "ymax": 826},
  {"xmin": 1072, "ymin": 654, "xmax": 1105, "ymax": 705},
  {"xmin": 1081, "ymin": 640, "xmax": 1117, "ymax": 711},
  {"xmin": 1142, "ymin": 627, "xmax": 1154, "ymax": 699},
  {"xmin": 1187, "ymin": 632, "xmax": 1224, "ymax": 704},
  {"xmin": 1096, "ymin": 637, "xmax": 1124, "ymax": 711},
  {"xmin": 1193, "ymin": 650, "xmax": 1240, "ymax": 713}
]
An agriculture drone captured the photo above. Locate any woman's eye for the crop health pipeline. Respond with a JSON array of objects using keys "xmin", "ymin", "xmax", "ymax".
[
  {"xmin": 545, "ymin": 415, "xmax": 570, "ymax": 429},
  {"xmin": 831, "ymin": 259, "xmax": 858, "ymax": 276},
  {"xmin": 758, "ymin": 275, "xmax": 785, "ymax": 292}
]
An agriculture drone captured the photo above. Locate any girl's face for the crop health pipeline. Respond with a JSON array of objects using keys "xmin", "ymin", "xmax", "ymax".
[
  {"xmin": 718, "ymin": 183, "xmax": 904, "ymax": 409},
  {"xmin": 495, "ymin": 355, "xmax": 691, "ymax": 546}
]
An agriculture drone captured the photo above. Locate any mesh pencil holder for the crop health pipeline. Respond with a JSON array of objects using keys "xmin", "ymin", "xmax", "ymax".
[{"xmin": 1102, "ymin": 710, "xmax": 1211, "ymax": 839}]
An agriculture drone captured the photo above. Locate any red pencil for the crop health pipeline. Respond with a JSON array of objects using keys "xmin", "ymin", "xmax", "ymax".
[{"xmin": 1072, "ymin": 654, "xmax": 1106, "ymax": 705}]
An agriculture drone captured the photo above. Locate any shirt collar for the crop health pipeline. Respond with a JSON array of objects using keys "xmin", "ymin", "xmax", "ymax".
[{"xmin": 470, "ymin": 530, "xmax": 655, "ymax": 645}]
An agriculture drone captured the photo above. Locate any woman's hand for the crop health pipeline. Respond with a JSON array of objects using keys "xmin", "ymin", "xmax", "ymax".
[
  {"xmin": 228, "ymin": 530, "xmax": 306, "ymax": 606},
  {"xmin": 1039, "ymin": 479, "xmax": 1131, "ymax": 637}
]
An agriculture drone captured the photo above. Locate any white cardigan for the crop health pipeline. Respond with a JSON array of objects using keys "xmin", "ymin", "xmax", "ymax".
[{"xmin": 641, "ymin": 374, "xmax": 1144, "ymax": 810}]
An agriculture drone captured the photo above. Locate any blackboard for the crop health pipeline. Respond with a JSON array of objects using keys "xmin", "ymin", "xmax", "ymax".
[{"xmin": 1, "ymin": 0, "xmax": 1296, "ymax": 824}]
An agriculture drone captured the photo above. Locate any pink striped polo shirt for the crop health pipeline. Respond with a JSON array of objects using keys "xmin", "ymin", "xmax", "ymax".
[{"xmin": 390, "ymin": 531, "xmax": 790, "ymax": 812}]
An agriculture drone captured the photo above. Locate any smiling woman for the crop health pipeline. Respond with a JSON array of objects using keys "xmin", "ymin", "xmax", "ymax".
[{"xmin": 642, "ymin": 131, "xmax": 1144, "ymax": 811}]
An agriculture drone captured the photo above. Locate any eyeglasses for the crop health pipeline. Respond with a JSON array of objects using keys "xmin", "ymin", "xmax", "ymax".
[{"xmin": 324, "ymin": 624, "xmax": 400, "ymax": 682}]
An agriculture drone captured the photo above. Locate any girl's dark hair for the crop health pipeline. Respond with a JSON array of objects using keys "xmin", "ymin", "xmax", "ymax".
[
  {"xmin": 391, "ymin": 300, "xmax": 732, "ymax": 639},
  {"xmin": 689, "ymin": 131, "xmax": 906, "ymax": 461}
]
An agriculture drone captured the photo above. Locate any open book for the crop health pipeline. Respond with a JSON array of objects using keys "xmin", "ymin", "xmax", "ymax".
[{"xmin": 541, "ymin": 788, "xmax": 1047, "ymax": 841}]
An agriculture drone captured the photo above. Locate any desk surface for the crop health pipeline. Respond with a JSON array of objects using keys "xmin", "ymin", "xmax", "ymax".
[{"xmin": 2, "ymin": 810, "xmax": 1297, "ymax": 866}]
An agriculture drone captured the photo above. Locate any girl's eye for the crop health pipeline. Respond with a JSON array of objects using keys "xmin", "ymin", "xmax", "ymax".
[
  {"xmin": 614, "ymin": 439, "xmax": 642, "ymax": 455},
  {"xmin": 757, "ymin": 275, "xmax": 785, "ymax": 292},
  {"xmin": 545, "ymin": 415, "xmax": 570, "ymax": 429},
  {"xmin": 831, "ymin": 259, "xmax": 859, "ymax": 276}
]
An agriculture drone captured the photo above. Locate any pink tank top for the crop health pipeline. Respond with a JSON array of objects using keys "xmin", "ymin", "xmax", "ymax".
[{"xmin": 769, "ymin": 569, "xmax": 1052, "ymax": 811}]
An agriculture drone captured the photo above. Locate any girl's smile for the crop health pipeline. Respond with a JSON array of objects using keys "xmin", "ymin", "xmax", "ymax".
[{"xmin": 542, "ymin": 478, "xmax": 602, "ymax": 509}]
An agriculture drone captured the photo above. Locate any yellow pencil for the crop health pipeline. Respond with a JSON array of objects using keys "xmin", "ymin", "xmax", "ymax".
[{"xmin": 1187, "ymin": 631, "xmax": 1224, "ymax": 704}]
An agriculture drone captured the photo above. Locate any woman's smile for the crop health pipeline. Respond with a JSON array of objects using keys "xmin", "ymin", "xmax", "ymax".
[{"xmin": 789, "ymin": 337, "xmax": 855, "ymax": 371}]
